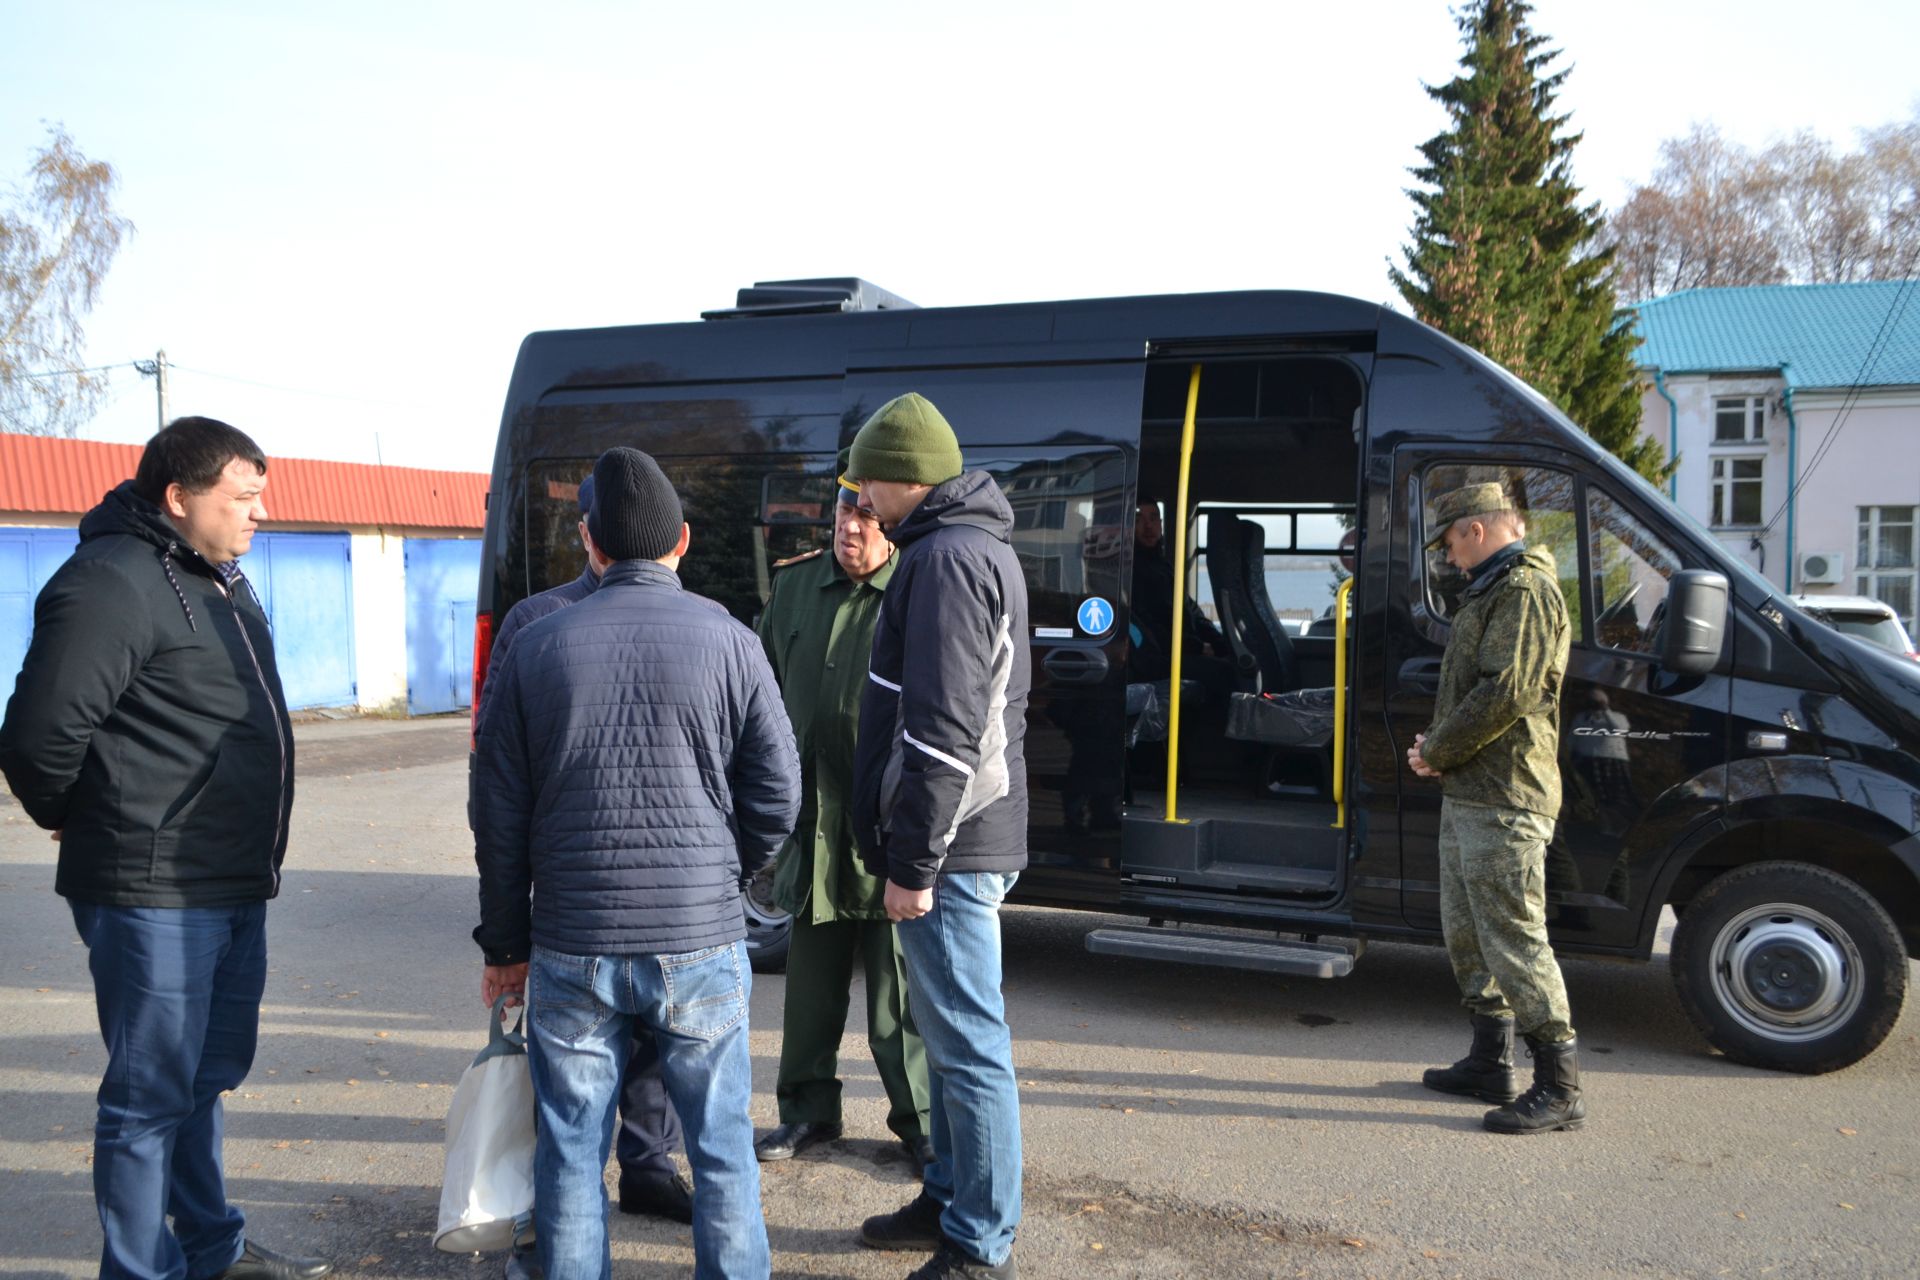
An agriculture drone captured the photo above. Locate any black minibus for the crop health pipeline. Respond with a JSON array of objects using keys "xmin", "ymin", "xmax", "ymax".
[{"xmin": 474, "ymin": 278, "xmax": 1920, "ymax": 1074}]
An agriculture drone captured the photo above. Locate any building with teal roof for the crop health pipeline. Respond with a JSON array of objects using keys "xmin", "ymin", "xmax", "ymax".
[{"xmin": 1628, "ymin": 281, "xmax": 1920, "ymax": 623}]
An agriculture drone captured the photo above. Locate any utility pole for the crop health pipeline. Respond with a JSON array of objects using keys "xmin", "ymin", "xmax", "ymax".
[{"xmin": 134, "ymin": 349, "xmax": 170, "ymax": 429}]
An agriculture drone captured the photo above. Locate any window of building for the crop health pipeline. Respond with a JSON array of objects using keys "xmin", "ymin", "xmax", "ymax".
[
  {"xmin": 1711, "ymin": 457, "xmax": 1764, "ymax": 527},
  {"xmin": 1714, "ymin": 395, "xmax": 1766, "ymax": 443},
  {"xmin": 1589, "ymin": 489, "xmax": 1681, "ymax": 654},
  {"xmin": 1857, "ymin": 506, "xmax": 1918, "ymax": 633}
]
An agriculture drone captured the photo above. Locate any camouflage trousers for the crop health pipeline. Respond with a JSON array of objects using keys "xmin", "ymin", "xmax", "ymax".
[{"xmin": 1437, "ymin": 796, "xmax": 1575, "ymax": 1043}]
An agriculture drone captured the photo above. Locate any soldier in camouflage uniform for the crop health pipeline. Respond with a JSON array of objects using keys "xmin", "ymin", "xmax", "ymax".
[{"xmin": 1407, "ymin": 481, "xmax": 1586, "ymax": 1135}]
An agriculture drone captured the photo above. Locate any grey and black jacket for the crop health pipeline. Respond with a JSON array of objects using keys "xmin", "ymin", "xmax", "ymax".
[
  {"xmin": 853, "ymin": 471, "xmax": 1031, "ymax": 889},
  {"xmin": 0, "ymin": 482, "xmax": 294, "ymax": 907}
]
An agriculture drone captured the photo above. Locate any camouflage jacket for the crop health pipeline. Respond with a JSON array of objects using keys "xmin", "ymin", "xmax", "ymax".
[{"xmin": 1422, "ymin": 543, "xmax": 1569, "ymax": 817}]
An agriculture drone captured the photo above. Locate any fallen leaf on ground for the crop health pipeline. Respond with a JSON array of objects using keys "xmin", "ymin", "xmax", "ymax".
[
  {"xmin": 1342, "ymin": 1238, "xmax": 1366, "ymax": 1249},
  {"xmin": 1838, "ymin": 1127, "xmax": 1858, "ymax": 1136}
]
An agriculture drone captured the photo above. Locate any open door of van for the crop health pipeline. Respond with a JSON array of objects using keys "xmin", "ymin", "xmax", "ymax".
[{"xmin": 1116, "ymin": 355, "xmax": 1366, "ymax": 909}]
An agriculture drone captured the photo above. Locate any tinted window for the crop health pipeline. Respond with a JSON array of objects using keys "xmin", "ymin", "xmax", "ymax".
[
  {"xmin": 1420, "ymin": 463, "xmax": 1580, "ymax": 635},
  {"xmin": 963, "ymin": 448, "xmax": 1129, "ymax": 629},
  {"xmin": 1588, "ymin": 489, "xmax": 1680, "ymax": 654}
]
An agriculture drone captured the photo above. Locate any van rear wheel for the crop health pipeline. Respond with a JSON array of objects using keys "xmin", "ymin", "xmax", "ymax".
[
  {"xmin": 744, "ymin": 864, "xmax": 792, "ymax": 973},
  {"xmin": 1671, "ymin": 861, "xmax": 1906, "ymax": 1074}
]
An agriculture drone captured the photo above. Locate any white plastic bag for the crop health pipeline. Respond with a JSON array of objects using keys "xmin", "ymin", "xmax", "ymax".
[{"xmin": 433, "ymin": 995, "xmax": 536, "ymax": 1252}]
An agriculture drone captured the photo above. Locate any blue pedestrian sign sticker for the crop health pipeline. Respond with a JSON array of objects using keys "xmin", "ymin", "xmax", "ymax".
[{"xmin": 1076, "ymin": 596, "xmax": 1114, "ymax": 637}]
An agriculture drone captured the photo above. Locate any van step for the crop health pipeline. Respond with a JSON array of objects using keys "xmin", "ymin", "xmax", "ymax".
[{"xmin": 1085, "ymin": 926, "xmax": 1361, "ymax": 978}]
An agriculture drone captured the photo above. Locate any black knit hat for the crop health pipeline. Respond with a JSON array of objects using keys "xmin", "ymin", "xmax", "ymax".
[{"xmin": 587, "ymin": 447, "xmax": 683, "ymax": 561}]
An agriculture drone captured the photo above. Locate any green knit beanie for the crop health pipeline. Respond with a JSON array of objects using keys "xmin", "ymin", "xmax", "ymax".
[{"xmin": 848, "ymin": 392, "xmax": 963, "ymax": 485}]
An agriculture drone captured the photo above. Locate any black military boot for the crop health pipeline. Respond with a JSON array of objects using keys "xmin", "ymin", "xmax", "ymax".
[
  {"xmin": 1421, "ymin": 1014, "xmax": 1519, "ymax": 1104},
  {"xmin": 1484, "ymin": 1035, "xmax": 1586, "ymax": 1134}
]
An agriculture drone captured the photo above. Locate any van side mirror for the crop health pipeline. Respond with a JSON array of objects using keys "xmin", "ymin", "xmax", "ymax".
[{"xmin": 1661, "ymin": 570, "xmax": 1729, "ymax": 675}]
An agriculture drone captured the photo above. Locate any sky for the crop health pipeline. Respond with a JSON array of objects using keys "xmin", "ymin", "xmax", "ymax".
[{"xmin": 3, "ymin": 0, "xmax": 1917, "ymax": 474}]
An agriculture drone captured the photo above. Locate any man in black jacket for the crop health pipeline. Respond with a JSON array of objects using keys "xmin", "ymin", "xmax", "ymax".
[
  {"xmin": 846, "ymin": 394, "xmax": 1029, "ymax": 1280},
  {"xmin": 473, "ymin": 447, "xmax": 799, "ymax": 1280},
  {"xmin": 0, "ymin": 418, "xmax": 328, "ymax": 1280}
]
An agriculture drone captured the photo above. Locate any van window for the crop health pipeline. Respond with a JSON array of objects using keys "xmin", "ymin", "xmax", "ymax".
[
  {"xmin": 964, "ymin": 448, "xmax": 1129, "ymax": 628},
  {"xmin": 1588, "ymin": 488, "xmax": 1680, "ymax": 654},
  {"xmin": 1420, "ymin": 464, "xmax": 1580, "ymax": 634}
]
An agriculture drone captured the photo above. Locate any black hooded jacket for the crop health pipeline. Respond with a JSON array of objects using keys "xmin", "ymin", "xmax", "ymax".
[
  {"xmin": 852, "ymin": 471, "xmax": 1031, "ymax": 888},
  {"xmin": 0, "ymin": 482, "xmax": 294, "ymax": 907}
]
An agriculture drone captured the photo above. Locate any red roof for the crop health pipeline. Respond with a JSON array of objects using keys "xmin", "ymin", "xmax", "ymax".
[{"xmin": 0, "ymin": 432, "xmax": 486, "ymax": 530}]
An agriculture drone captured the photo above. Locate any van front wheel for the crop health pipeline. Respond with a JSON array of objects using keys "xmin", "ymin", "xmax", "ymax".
[
  {"xmin": 744, "ymin": 864, "xmax": 792, "ymax": 973},
  {"xmin": 1671, "ymin": 861, "xmax": 1906, "ymax": 1074}
]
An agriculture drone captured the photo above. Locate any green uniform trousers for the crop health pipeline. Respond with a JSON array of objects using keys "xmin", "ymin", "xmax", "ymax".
[
  {"xmin": 1437, "ymin": 796, "xmax": 1576, "ymax": 1043},
  {"xmin": 775, "ymin": 913, "xmax": 931, "ymax": 1141}
]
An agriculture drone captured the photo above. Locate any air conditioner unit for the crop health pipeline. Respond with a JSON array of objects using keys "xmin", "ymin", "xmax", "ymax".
[{"xmin": 1798, "ymin": 550, "xmax": 1846, "ymax": 586}]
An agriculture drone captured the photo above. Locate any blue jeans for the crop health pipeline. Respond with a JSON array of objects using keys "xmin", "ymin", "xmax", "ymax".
[
  {"xmin": 71, "ymin": 902, "xmax": 268, "ymax": 1280},
  {"xmin": 526, "ymin": 941, "xmax": 767, "ymax": 1280},
  {"xmin": 895, "ymin": 872, "xmax": 1022, "ymax": 1267}
]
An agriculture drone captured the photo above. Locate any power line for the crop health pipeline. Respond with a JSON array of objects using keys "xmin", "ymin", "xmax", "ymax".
[{"xmin": 14, "ymin": 360, "xmax": 140, "ymax": 379}]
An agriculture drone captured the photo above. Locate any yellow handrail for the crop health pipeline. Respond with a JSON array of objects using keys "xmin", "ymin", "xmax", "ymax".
[
  {"xmin": 1331, "ymin": 575, "xmax": 1353, "ymax": 830},
  {"xmin": 1162, "ymin": 364, "xmax": 1201, "ymax": 824}
]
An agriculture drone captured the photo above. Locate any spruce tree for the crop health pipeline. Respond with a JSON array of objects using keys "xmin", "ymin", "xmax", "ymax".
[{"xmin": 1391, "ymin": 0, "xmax": 1668, "ymax": 484}]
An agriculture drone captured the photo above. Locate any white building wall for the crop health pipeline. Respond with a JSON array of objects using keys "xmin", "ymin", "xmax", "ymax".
[
  {"xmin": 1650, "ymin": 373, "xmax": 1789, "ymax": 584},
  {"xmin": 1786, "ymin": 389, "xmax": 1920, "ymax": 616},
  {"xmin": 1641, "ymin": 377, "xmax": 1920, "ymax": 616},
  {"xmin": 350, "ymin": 530, "xmax": 410, "ymax": 711}
]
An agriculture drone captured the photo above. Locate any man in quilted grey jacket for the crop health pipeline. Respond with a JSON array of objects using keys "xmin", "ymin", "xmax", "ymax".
[{"xmin": 473, "ymin": 447, "xmax": 799, "ymax": 1280}]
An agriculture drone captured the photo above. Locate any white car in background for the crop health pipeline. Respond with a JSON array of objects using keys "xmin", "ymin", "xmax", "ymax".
[{"xmin": 1788, "ymin": 594, "xmax": 1920, "ymax": 659}]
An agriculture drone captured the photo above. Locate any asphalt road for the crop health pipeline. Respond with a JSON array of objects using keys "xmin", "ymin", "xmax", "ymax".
[{"xmin": 3, "ymin": 718, "xmax": 1917, "ymax": 1279}]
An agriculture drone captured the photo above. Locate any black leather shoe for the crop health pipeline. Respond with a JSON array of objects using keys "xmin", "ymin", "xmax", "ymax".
[
  {"xmin": 214, "ymin": 1239, "xmax": 332, "ymax": 1279},
  {"xmin": 859, "ymin": 1191, "xmax": 944, "ymax": 1251},
  {"xmin": 905, "ymin": 1134, "xmax": 936, "ymax": 1168},
  {"xmin": 754, "ymin": 1120, "xmax": 841, "ymax": 1162},
  {"xmin": 618, "ymin": 1169, "xmax": 694, "ymax": 1222}
]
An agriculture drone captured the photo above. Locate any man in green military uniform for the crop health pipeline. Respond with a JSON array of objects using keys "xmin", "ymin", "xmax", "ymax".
[
  {"xmin": 1407, "ymin": 480, "xmax": 1586, "ymax": 1135},
  {"xmin": 753, "ymin": 460, "xmax": 933, "ymax": 1168}
]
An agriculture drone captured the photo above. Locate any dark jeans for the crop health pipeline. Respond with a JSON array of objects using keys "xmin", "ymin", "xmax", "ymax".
[
  {"xmin": 71, "ymin": 901, "xmax": 268, "ymax": 1280},
  {"xmin": 617, "ymin": 1027, "xmax": 682, "ymax": 1177}
]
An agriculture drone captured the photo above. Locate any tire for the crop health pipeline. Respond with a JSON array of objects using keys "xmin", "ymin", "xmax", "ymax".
[
  {"xmin": 1670, "ymin": 861, "xmax": 1908, "ymax": 1074},
  {"xmin": 743, "ymin": 863, "xmax": 791, "ymax": 974}
]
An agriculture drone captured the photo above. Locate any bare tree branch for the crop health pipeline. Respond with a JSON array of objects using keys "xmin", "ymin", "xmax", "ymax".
[{"xmin": 0, "ymin": 126, "xmax": 134, "ymax": 436}]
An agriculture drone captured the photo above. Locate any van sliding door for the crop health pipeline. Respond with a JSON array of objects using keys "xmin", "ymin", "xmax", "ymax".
[{"xmin": 841, "ymin": 363, "xmax": 1146, "ymax": 894}]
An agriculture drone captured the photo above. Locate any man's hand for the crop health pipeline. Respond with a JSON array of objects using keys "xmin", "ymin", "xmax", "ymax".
[
  {"xmin": 885, "ymin": 880, "xmax": 934, "ymax": 922},
  {"xmin": 1407, "ymin": 732, "xmax": 1443, "ymax": 780},
  {"xmin": 482, "ymin": 962, "xmax": 528, "ymax": 1008},
  {"xmin": 50, "ymin": 829, "xmax": 62, "ymax": 843}
]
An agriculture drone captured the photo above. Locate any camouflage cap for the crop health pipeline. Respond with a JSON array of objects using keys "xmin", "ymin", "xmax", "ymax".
[{"xmin": 1424, "ymin": 481, "xmax": 1512, "ymax": 550}]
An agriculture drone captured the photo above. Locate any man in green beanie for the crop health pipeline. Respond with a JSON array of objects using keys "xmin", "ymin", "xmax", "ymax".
[
  {"xmin": 847, "ymin": 393, "xmax": 1029, "ymax": 1280},
  {"xmin": 753, "ymin": 455, "xmax": 932, "ymax": 1170},
  {"xmin": 1408, "ymin": 480, "xmax": 1584, "ymax": 1135}
]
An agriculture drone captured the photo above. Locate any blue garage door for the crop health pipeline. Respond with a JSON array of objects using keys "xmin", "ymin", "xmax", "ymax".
[
  {"xmin": 1, "ymin": 527, "xmax": 83, "ymax": 699},
  {"xmin": 405, "ymin": 538, "xmax": 482, "ymax": 716},
  {"xmin": 1, "ymin": 528, "xmax": 354, "ymax": 712},
  {"xmin": 246, "ymin": 532, "xmax": 357, "ymax": 710}
]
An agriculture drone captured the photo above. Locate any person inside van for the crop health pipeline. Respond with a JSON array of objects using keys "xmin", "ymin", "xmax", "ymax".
[{"xmin": 1128, "ymin": 499, "xmax": 1229, "ymax": 682}]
